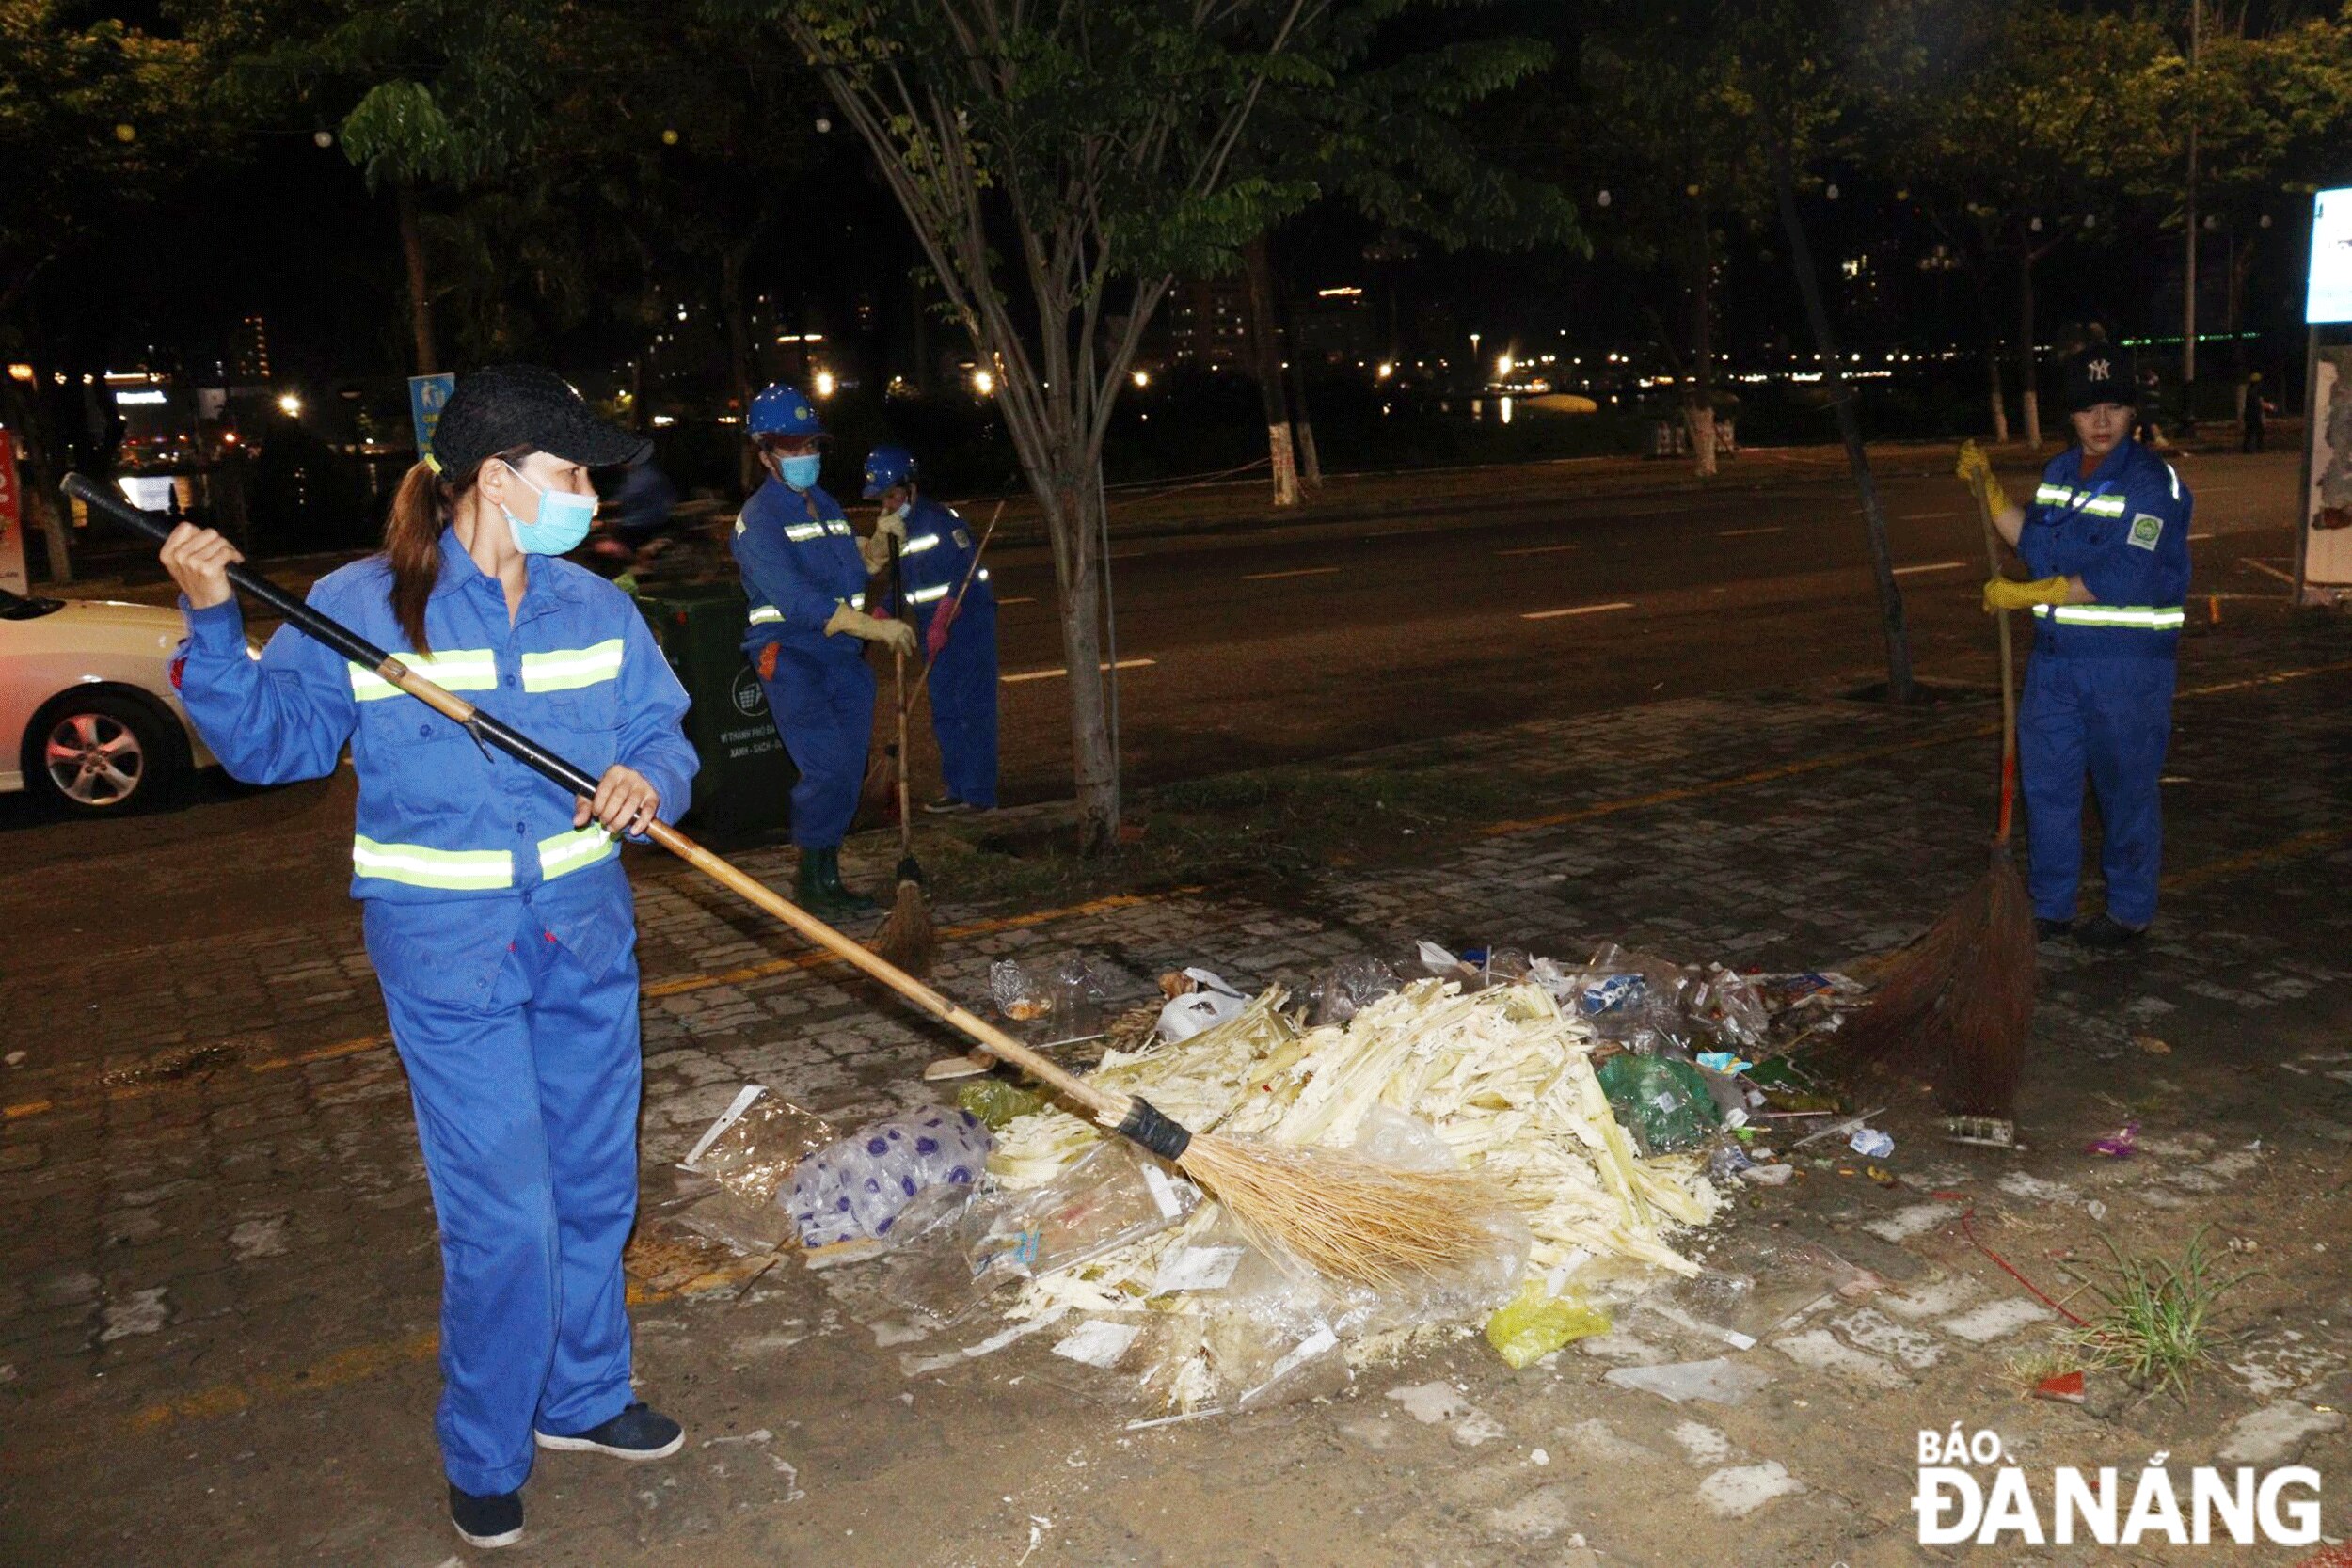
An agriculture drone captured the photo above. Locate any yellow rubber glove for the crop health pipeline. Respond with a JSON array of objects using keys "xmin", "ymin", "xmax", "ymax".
[
  {"xmin": 1955, "ymin": 440, "xmax": 2009, "ymax": 517},
  {"xmin": 825, "ymin": 602, "xmax": 918, "ymax": 657},
  {"xmin": 1982, "ymin": 576, "xmax": 2071, "ymax": 613}
]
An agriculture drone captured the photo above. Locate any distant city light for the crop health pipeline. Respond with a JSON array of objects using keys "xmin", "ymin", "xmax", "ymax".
[
  {"xmin": 812, "ymin": 370, "xmax": 836, "ymax": 399},
  {"xmin": 972, "ymin": 369, "xmax": 995, "ymax": 396},
  {"xmin": 1495, "ymin": 355, "xmax": 1514, "ymax": 378},
  {"xmin": 1316, "ymin": 285, "xmax": 1363, "ymax": 298},
  {"xmin": 650, "ymin": 414, "xmax": 676, "ymax": 427},
  {"xmin": 1131, "ymin": 369, "xmax": 1151, "ymax": 388},
  {"xmin": 277, "ymin": 392, "xmax": 303, "ymax": 417},
  {"xmin": 116, "ymin": 389, "xmax": 167, "ymax": 405},
  {"xmin": 5, "ymin": 363, "xmax": 30, "ymax": 383},
  {"xmin": 1376, "ymin": 361, "xmax": 1394, "ymax": 380},
  {"xmin": 220, "ymin": 431, "xmax": 239, "ymax": 446},
  {"xmin": 312, "ymin": 130, "xmax": 334, "ymax": 149}
]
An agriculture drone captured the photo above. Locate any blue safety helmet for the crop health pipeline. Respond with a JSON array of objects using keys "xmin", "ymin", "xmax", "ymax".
[
  {"xmin": 748, "ymin": 383, "xmax": 824, "ymax": 439},
  {"xmin": 862, "ymin": 443, "xmax": 916, "ymax": 499}
]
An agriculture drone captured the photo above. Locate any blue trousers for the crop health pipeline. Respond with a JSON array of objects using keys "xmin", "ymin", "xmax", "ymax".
[
  {"xmin": 926, "ymin": 599, "xmax": 999, "ymax": 809},
  {"xmin": 759, "ymin": 641, "xmax": 877, "ymax": 849},
  {"xmin": 2018, "ymin": 654, "xmax": 2175, "ymax": 927},
  {"xmin": 372, "ymin": 903, "xmax": 643, "ymax": 1497}
]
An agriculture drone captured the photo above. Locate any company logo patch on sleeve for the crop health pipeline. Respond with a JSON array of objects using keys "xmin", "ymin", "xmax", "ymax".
[{"xmin": 2128, "ymin": 513, "xmax": 2164, "ymax": 551}]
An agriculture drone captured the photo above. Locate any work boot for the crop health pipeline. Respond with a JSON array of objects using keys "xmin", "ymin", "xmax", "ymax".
[
  {"xmin": 449, "ymin": 1484, "xmax": 523, "ymax": 1549},
  {"xmin": 2033, "ymin": 917, "xmax": 2073, "ymax": 943},
  {"xmin": 2075, "ymin": 913, "xmax": 2146, "ymax": 950},
  {"xmin": 815, "ymin": 847, "xmax": 880, "ymax": 914}
]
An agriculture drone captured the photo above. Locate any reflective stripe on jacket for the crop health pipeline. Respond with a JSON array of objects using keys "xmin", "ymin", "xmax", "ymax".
[{"xmin": 2018, "ymin": 438, "xmax": 2192, "ymax": 659}]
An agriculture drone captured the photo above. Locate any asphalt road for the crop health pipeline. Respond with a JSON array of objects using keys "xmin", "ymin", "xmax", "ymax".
[
  {"xmin": 972, "ymin": 446, "xmax": 2305, "ymax": 800},
  {"xmin": 0, "ymin": 447, "xmax": 2306, "ymax": 934}
]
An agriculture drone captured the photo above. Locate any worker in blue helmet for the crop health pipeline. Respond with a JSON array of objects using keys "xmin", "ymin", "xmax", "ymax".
[
  {"xmin": 1957, "ymin": 340, "xmax": 2191, "ymax": 950},
  {"xmin": 732, "ymin": 384, "xmax": 914, "ymax": 913},
  {"xmin": 864, "ymin": 443, "xmax": 998, "ymax": 813}
]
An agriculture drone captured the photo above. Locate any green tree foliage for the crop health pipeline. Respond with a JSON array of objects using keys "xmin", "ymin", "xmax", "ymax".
[{"xmin": 0, "ymin": 1, "xmax": 215, "ymax": 578}]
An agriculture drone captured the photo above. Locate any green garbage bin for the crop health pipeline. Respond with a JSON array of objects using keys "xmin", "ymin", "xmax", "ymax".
[{"xmin": 636, "ymin": 583, "xmax": 796, "ymax": 847}]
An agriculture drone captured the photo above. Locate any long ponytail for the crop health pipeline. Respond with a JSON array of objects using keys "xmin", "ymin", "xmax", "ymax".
[
  {"xmin": 384, "ymin": 461, "xmax": 452, "ymax": 655},
  {"xmin": 381, "ymin": 444, "xmax": 531, "ymax": 653}
]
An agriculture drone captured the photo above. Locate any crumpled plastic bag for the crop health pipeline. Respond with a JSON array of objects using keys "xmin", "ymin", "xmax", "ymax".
[
  {"xmin": 788, "ymin": 1108, "xmax": 994, "ymax": 1247},
  {"xmin": 1485, "ymin": 1280, "xmax": 1612, "ymax": 1369}
]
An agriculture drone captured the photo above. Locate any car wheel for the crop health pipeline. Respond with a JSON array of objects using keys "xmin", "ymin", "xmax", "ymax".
[{"xmin": 28, "ymin": 690, "xmax": 181, "ymax": 814}]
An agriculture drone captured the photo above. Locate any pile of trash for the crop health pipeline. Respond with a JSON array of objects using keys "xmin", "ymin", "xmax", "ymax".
[{"xmin": 673, "ymin": 941, "xmax": 1869, "ymax": 1417}]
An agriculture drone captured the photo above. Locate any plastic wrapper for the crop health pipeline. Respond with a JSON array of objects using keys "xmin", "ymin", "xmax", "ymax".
[
  {"xmin": 1684, "ymin": 964, "xmax": 1770, "ymax": 1052},
  {"xmin": 670, "ymin": 1181, "xmax": 798, "ymax": 1257},
  {"xmin": 678, "ymin": 1085, "xmax": 838, "ymax": 1203},
  {"xmin": 1596, "ymin": 1053, "xmax": 1723, "ymax": 1154},
  {"xmin": 957, "ymin": 1080, "xmax": 1047, "ymax": 1129},
  {"xmin": 1305, "ymin": 956, "xmax": 1401, "ymax": 1026},
  {"xmin": 787, "ymin": 1109, "xmax": 993, "ymax": 1247},
  {"xmin": 1485, "ymin": 1280, "xmax": 1612, "ymax": 1368},
  {"xmin": 990, "ymin": 954, "xmax": 1116, "ymax": 1044},
  {"xmin": 970, "ymin": 1140, "xmax": 1200, "ymax": 1286},
  {"xmin": 1156, "ymin": 969, "xmax": 1246, "ymax": 1042}
]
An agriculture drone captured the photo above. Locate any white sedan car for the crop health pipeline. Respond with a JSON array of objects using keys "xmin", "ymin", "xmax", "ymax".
[{"xmin": 1, "ymin": 586, "xmax": 221, "ymax": 813}]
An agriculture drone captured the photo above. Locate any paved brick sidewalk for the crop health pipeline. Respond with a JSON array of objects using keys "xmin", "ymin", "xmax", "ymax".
[{"xmin": 3, "ymin": 609, "xmax": 2349, "ymax": 1563}]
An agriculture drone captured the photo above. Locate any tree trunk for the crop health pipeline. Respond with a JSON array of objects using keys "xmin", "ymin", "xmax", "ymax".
[
  {"xmin": 1985, "ymin": 342, "xmax": 2010, "ymax": 443},
  {"xmin": 1040, "ymin": 465, "xmax": 1120, "ymax": 854},
  {"xmin": 722, "ymin": 245, "xmax": 760, "ymax": 495},
  {"xmin": 397, "ymin": 181, "xmax": 438, "ymax": 377},
  {"xmin": 1687, "ymin": 194, "xmax": 1718, "ymax": 478},
  {"xmin": 2016, "ymin": 249, "xmax": 2041, "ymax": 449},
  {"xmin": 1772, "ymin": 157, "xmax": 1913, "ymax": 704},
  {"xmin": 1273, "ymin": 264, "xmax": 1322, "ymax": 491},
  {"xmin": 2, "ymin": 384, "xmax": 72, "ymax": 583},
  {"xmin": 1242, "ymin": 237, "xmax": 1299, "ymax": 507}
]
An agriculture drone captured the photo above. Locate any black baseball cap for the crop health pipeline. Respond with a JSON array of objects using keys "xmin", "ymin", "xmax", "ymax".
[
  {"xmin": 427, "ymin": 364, "xmax": 649, "ymax": 476},
  {"xmin": 2061, "ymin": 343, "xmax": 2133, "ymax": 413}
]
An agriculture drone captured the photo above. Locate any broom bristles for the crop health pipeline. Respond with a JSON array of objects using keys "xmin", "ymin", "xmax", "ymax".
[
  {"xmin": 1172, "ymin": 1134, "xmax": 1520, "ymax": 1287},
  {"xmin": 871, "ymin": 877, "xmax": 935, "ymax": 978},
  {"xmin": 1832, "ymin": 843, "xmax": 2036, "ymax": 1118}
]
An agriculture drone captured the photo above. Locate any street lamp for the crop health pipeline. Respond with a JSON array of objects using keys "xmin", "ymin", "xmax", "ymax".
[
  {"xmin": 1496, "ymin": 354, "xmax": 1515, "ymax": 380},
  {"xmin": 1131, "ymin": 369, "xmax": 1151, "ymax": 388},
  {"xmin": 277, "ymin": 392, "xmax": 303, "ymax": 418},
  {"xmin": 812, "ymin": 370, "xmax": 836, "ymax": 399},
  {"xmin": 971, "ymin": 368, "xmax": 995, "ymax": 397}
]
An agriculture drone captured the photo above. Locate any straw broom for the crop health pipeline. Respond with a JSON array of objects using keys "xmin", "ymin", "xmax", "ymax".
[
  {"xmin": 1829, "ymin": 467, "xmax": 2036, "ymax": 1120},
  {"xmin": 871, "ymin": 538, "xmax": 934, "ymax": 975},
  {"xmin": 72, "ymin": 475, "xmax": 1507, "ymax": 1288}
]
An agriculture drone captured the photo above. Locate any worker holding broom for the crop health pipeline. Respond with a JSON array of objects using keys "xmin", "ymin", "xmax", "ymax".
[
  {"xmin": 156, "ymin": 365, "xmax": 699, "ymax": 1549},
  {"xmin": 732, "ymin": 384, "xmax": 915, "ymax": 915},
  {"xmin": 863, "ymin": 443, "xmax": 999, "ymax": 814},
  {"xmin": 1959, "ymin": 342, "xmax": 2192, "ymax": 949}
]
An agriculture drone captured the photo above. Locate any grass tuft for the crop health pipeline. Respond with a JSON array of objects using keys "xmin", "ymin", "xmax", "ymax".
[{"xmin": 2061, "ymin": 1228, "xmax": 2251, "ymax": 1397}]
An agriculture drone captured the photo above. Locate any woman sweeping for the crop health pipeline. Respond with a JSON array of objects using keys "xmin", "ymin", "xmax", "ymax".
[{"xmin": 158, "ymin": 365, "xmax": 699, "ymax": 1550}]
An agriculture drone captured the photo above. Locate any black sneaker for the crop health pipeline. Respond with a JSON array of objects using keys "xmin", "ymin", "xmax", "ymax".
[
  {"xmin": 2075, "ymin": 913, "xmax": 2147, "ymax": 950},
  {"xmin": 2033, "ymin": 917, "xmax": 2074, "ymax": 942},
  {"xmin": 450, "ymin": 1484, "xmax": 523, "ymax": 1549},
  {"xmin": 534, "ymin": 1401, "xmax": 685, "ymax": 1461},
  {"xmin": 921, "ymin": 795, "xmax": 973, "ymax": 815}
]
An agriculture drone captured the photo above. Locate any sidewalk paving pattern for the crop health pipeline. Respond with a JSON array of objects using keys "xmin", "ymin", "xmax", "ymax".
[{"xmin": 3, "ymin": 610, "xmax": 2350, "ymax": 1564}]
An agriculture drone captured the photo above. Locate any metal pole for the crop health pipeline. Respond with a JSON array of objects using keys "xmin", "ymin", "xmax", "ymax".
[
  {"xmin": 2293, "ymin": 323, "xmax": 2320, "ymax": 602},
  {"xmin": 2182, "ymin": 0, "xmax": 2201, "ymax": 433}
]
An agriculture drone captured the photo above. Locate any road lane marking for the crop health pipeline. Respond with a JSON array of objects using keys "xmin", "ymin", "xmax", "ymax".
[
  {"xmin": 1002, "ymin": 657, "xmax": 1156, "ymax": 684},
  {"xmin": 2239, "ymin": 558, "xmax": 2296, "ymax": 585},
  {"xmin": 1495, "ymin": 544, "xmax": 1581, "ymax": 558},
  {"xmin": 1892, "ymin": 561, "xmax": 1968, "ymax": 576},
  {"xmin": 2188, "ymin": 532, "xmax": 2214, "ymax": 542},
  {"xmin": 1718, "ymin": 527, "xmax": 1782, "ymax": 537},
  {"xmin": 1521, "ymin": 601, "xmax": 1634, "ymax": 622},
  {"xmin": 1241, "ymin": 566, "xmax": 1342, "ymax": 581},
  {"xmin": 1898, "ymin": 510, "xmax": 1959, "ymax": 520},
  {"xmin": 995, "ymin": 595, "xmax": 1037, "ymax": 605}
]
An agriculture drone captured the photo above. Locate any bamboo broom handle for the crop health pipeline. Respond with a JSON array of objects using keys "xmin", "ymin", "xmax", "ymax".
[{"xmin": 1972, "ymin": 481, "xmax": 2021, "ymax": 843}]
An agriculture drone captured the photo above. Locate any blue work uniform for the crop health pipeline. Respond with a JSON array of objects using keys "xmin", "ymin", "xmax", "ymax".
[
  {"xmin": 898, "ymin": 495, "xmax": 998, "ymax": 809},
  {"xmin": 173, "ymin": 529, "xmax": 696, "ymax": 1499},
  {"xmin": 731, "ymin": 478, "xmax": 875, "ymax": 848},
  {"xmin": 2014, "ymin": 438, "xmax": 2191, "ymax": 928}
]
